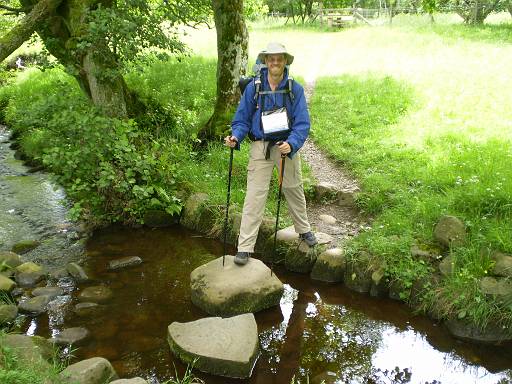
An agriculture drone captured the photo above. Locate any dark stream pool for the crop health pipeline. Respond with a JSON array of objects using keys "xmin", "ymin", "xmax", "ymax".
[{"xmin": 21, "ymin": 226, "xmax": 512, "ymax": 384}]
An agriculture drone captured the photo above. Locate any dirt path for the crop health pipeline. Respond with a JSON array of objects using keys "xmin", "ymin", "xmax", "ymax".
[{"xmin": 301, "ymin": 81, "xmax": 367, "ymax": 246}]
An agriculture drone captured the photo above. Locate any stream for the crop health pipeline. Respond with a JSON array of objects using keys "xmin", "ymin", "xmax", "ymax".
[{"xmin": 1, "ymin": 125, "xmax": 512, "ymax": 384}]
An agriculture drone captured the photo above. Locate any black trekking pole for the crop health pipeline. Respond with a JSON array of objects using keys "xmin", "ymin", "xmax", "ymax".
[
  {"xmin": 223, "ymin": 147, "xmax": 234, "ymax": 267},
  {"xmin": 271, "ymin": 152, "xmax": 286, "ymax": 277}
]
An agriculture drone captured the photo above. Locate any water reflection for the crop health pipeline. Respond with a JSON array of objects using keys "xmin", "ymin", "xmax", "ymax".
[{"xmin": 18, "ymin": 226, "xmax": 512, "ymax": 384}]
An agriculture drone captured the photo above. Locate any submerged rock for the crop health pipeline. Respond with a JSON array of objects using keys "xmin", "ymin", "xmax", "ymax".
[
  {"xmin": 168, "ymin": 313, "xmax": 259, "ymax": 379},
  {"xmin": 107, "ymin": 256, "xmax": 142, "ymax": 271},
  {"xmin": 78, "ymin": 286, "xmax": 113, "ymax": 304},
  {"xmin": 60, "ymin": 357, "xmax": 119, "ymax": 384},
  {"xmin": 51, "ymin": 327, "xmax": 90, "ymax": 346},
  {"xmin": 445, "ymin": 319, "xmax": 512, "ymax": 345},
  {"xmin": 11, "ymin": 240, "xmax": 40, "ymax": 254},
  {"xmin": 190, "ymin": 256, "xmax": 283, "ymax": 316},
  {"xmin": 73, "ymin": 302, "xmax": 105, "ymax": 317},
  {"xmin": 67, "ymin": 262, "xmax": 90, "ymax": 283}
]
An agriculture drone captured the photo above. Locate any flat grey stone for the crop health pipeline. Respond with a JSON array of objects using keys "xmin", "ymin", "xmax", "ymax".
[
  {"xmin": 311, "ymin": 248, "xmax": 345, "ymax": 282},
  {"xmin": 51, "ymin": 327, "xmax": 90, "ymax": 346},
  {"xmin": 168, "ymin": 313, "xmax": 259, "ymax": 378},
  {"xmin": 480, "ymin": 277, "xmax": 512, "ymax": 297},
  {"xmin": 67, "ymin": 262, "xmax": 90, "ymax": 283},
  {"xmin": 33, "ymin": 286, "xmax": 64, "ymax": 299},
  {"xmin": 107, "ymin": 256, "xmax": 142, "ymax": 271},
  {"xmin": 18, "ymin": 295, "xmax": 51, "ymax": 316},
  {"xmin": 190, "ymin": 256, "xmax": 283, "ymax": 316},
  {"xmin": 0, "ymin": 304, "xmax": 18, "ymax": 324},
  {"xmin": 78, "ymin": 286, "xmax": 113, "ymax": 303},
  {"xmin": 319, "ymin": 214, "xmax": 337, "ymax": 225},
  {"xmin": 110, "ymin": 379, "xmax": 148, "ymax": 384},
  {"xmin": 60, "ymin": 357, "xmax": 119, "ymax": 384}
]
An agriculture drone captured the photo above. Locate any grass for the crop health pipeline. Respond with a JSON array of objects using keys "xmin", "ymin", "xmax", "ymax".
[{"xmin": 182, "ymin": 14, "xmax": 512, "ymax": 326}]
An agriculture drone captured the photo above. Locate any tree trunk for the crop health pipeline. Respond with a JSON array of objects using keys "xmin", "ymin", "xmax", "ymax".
[
  {"xmin": 508, "ymin": 1, "xmax": 512, "ymax": 17},
  {"xmin": 11, "ymin": 0, "xmax": 131, "ymax": 118},
  {"xmin": 198, "ymin": 0, "xmax": 248, "ymax": 141},
  {"xmin": 0, "ymin": 0, "xmax": 62, "ymax": 62}
]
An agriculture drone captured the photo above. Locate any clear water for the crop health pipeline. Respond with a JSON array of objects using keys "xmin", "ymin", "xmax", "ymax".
[{"xmin": 20, "ymin": 225, "xmax": 512, "ymax": 384}]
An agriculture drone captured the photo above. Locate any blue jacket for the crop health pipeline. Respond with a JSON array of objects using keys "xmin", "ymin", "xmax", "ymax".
[{"xmin": 231, "ymin": 68, "xmax": 310, "ymax": 158}]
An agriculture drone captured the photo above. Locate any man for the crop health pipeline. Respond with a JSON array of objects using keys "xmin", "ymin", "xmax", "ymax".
[{"xmin": 224, "ymin": 42, "xmax": 317, "ymax": 266}]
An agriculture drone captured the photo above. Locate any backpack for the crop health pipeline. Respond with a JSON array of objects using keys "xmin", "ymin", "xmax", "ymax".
[{"xmin": 238, "ymin": 62, "xmax": 295, "ymax": 108}]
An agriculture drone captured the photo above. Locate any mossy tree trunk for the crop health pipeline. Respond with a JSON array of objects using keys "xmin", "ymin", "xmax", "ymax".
[
  {"xmin": 2, "ymin": 0, "xmax": 134, "ymax": 118},
  {"xmin": 198, "ymin": 0, "xmax": 248, "ymax": 142},
  {"xmin": 0, "ymin": 0, "xmax": 62, "ymax": 62}
]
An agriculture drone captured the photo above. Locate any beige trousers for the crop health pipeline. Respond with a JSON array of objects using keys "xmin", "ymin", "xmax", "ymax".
[{"xmin": 237, "ymin": 141, "xmax": 311, "ymax": 253}]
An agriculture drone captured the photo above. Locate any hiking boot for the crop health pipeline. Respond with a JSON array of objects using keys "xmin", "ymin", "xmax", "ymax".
[
  {"xmin": 299, "ymin": 231, "xmax": 318, "ymax": 246},
  {"xmin": 234, "ymin": 252, "xmax": 250, "ymax": 265}
]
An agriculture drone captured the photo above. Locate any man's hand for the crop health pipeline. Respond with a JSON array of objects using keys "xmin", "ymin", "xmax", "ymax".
[
  {"xmin": 277, "ymin": 141, "xmax": 291, "ymax": 155},
  {"xmin": 224, "ymin": 135, "xmax": 238, "ymax": 148}
]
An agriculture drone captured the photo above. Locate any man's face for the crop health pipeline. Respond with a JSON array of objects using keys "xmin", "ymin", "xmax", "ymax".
[{"xmin": 265, "ymin": 54, "xmax": 286, "ymax": 77}]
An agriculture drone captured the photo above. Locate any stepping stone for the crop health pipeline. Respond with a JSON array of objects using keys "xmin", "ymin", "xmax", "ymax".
[
  {"xmin": 319, "ymin": 214, "xmax": 337, "ymax": 225},
  {"xmin": 277, "ymin": 226, "xmax": 334, "ymax": 273},
  {"xmin": 50, "ymin": 327, "xmax": 90, "ymax": 346},
  {"xmin": 107, "ymin": 256, "xmax": 142, "ymax": 271},
  {"xmin": 111, "ymin": 379, "xmax": 149, "ymax": 384},
  {"xmin": 18, "ymin": 295, "xmax": 51, "ymax": 316},
  {"xmin": 190, "ymin": 256, "xmax": 283, "ymax": 316},
  {"xmin": 32, "ymin": 286, "xmax": 64, "ymax": 299},
  {"xmin": 168, "ymin": 313, "xmax": 259, "ymax": 379},
  {"xmin": 60, "ymin": 357, "xmax": 119, "ymax": 384},
  {"xmin": 311, "ymin": 248, "xmax": 346, "ymax": 282},
  {"xmin": 78, "ymin": 286, "xmax": 113, "ymax": 303}
]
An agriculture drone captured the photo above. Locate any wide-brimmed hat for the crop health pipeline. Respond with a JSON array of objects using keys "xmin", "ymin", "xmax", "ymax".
[{"xmin": 257, "ymin": 42, "xmax": 294, "ymax": 65}]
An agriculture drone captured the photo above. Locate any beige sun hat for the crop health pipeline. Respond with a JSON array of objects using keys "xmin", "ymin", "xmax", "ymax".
[{"xmin": 257, "ymin": 42, "xmax": 294, "ymax": 65}]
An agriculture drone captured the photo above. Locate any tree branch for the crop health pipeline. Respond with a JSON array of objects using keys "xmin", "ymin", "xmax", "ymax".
[
  {"xmin": 0, "ymin": 0, "xmax": 62, "ymax": 63},
  {"xmin": 0, "ymin": 4, "xmax": 27, "ymax": 14}
]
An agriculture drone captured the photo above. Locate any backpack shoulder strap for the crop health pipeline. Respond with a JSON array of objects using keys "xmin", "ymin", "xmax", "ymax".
[{"xmin": 287, "ymin": 77, "xmax": 295, "ymax": 103}]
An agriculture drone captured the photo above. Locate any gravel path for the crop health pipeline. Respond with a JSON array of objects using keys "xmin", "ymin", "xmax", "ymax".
[{"xmin": 301, "ymin": 81, "xmax": 367, "ymax": 246}]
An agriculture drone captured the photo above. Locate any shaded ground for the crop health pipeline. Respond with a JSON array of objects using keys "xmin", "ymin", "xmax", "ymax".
[{"xmin": 301, "ymin": 82, "xmax": 367, "ymax": 246}]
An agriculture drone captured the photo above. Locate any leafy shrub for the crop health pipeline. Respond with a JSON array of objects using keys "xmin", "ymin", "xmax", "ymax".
[{"xmin": 3, "ymin": 68, "xmax": 184, "ymax": 224}]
